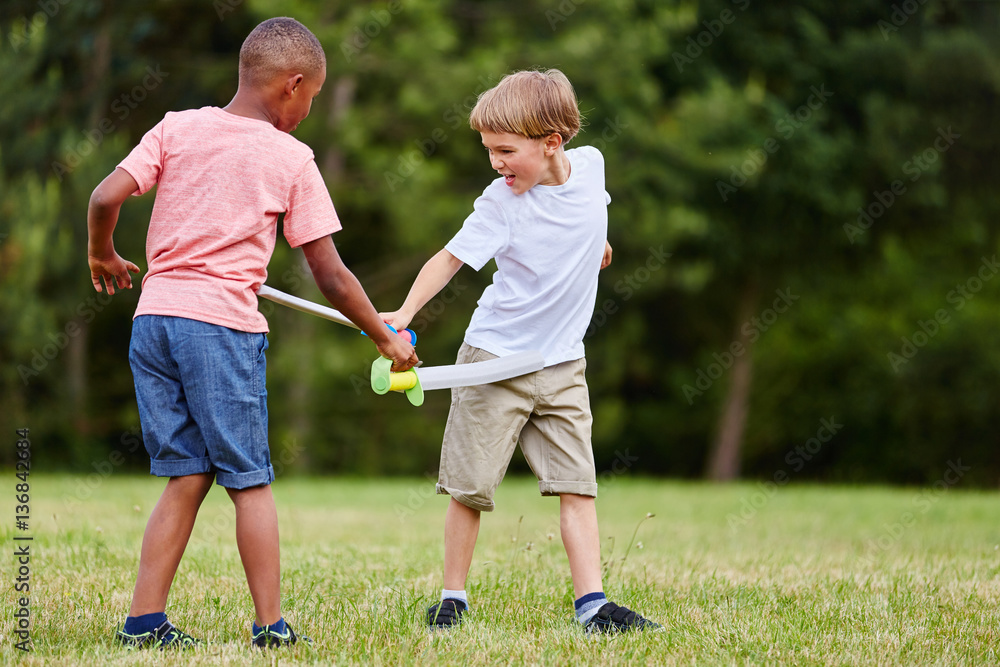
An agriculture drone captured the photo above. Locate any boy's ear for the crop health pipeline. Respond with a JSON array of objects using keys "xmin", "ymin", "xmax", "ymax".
[
  {"xmin": 543, "ymin": 133, "xmax": 564, "ymax": 155},
  {"xmin": 283, "ymin": 73, "xmax": 305, "ymax": 97}
]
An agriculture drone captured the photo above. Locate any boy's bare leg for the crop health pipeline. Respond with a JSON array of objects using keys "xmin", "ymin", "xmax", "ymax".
[
  {"xmin": 559, "ymin": 493, "xmax": 604, "ymax": 599},
  {"xmin": 227, "ymin": 484, "xmax": 282, "ymax": 627},
  {"xmin": 443, "ymin": 497, "xmax": 481, "ymax": 590},
  {"xmin": 129, "ymin": 473, "xmax": 214, "ymax": 616}
]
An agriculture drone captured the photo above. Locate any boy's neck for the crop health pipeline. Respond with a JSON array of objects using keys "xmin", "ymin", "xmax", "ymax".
[
  {"xmin": 223, "ymin": 88, "xmax": 277, "ymax": 127},
  {"xmin": 541, "ymin": 148, "xmax": 572, "ymax": 188}
]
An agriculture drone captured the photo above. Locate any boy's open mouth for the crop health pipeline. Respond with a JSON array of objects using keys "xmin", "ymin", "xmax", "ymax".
[{"xmin": 504, "ymin": 174, "xmax": 515, "ymax": 187}]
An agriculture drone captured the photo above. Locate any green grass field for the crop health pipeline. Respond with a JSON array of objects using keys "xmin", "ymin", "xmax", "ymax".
[{"xmin": 2, "ymin": 474, "xmax": 999, "ymax": 665}]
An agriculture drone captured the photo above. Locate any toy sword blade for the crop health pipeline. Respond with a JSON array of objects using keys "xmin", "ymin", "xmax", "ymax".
[
  {"xmin": 371, "ymin": 351, "xmax": 545, "ymax": 406},
  {"xmin": 417, "ymin": 351, "xmax": 545, "ymax": 391},
  {"xmin": 257, "ymin": 284, "xmax": 416, "ymax": 343},
  {"xmin": 257, "ymin": 284, "xmax": 356, "ymax": 329}
]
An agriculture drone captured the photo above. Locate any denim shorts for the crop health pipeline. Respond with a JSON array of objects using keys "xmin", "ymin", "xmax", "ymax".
[{"xmin": 129, "ymin": 315, "xmax": 274, "ymax": 489}]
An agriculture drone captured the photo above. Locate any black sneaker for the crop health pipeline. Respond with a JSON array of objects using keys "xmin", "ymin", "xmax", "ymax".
[
  {"xmin": 251, "ymin": 622, "xmax": 309, "ymax": 648},
  {"xmin": 116, "ymin": 620, "xmax": 201, "ymax": 650},
  {"xmin": 427, "ymin": 598, "xmax": 467, "ymax": 629},
  {"xmin": 585, "ymin": 602, "xmax": 663, "ymax": 634}
]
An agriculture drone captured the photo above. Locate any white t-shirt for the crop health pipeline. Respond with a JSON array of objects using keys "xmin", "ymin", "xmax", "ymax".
[{"xmin": 445, "ymin": 146, "xmax": 610, "ymax": 366}]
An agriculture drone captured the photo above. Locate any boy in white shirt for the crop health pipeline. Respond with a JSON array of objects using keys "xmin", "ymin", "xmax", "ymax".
[{"xmin": 383, "ymin": 69, "xmax": 660, "ymax": 634}]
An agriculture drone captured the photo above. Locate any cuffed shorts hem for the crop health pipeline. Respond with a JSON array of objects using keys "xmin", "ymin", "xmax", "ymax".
[
  {"xmin": 216, "ymin": 466, "xmax": 275, "ymax": 490},
  {"xmin": 539, "ymin": 480, "xmax": 598, "ymax": 497},
  {"xmin": 148, "ymin": 460, "xmax": 274, "ymax": 489},
  {"xmin": 150, "ymin": 456, "xmax": 213, "ymax": 478},
  {"xmin": 436, "ymin": 483, "xmax": 496, "ymax": 512}
]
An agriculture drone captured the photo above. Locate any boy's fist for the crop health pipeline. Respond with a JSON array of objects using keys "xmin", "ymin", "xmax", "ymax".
[{"xmin": 378, "ymin": 336, "xmax": 419, "ymax": 373}]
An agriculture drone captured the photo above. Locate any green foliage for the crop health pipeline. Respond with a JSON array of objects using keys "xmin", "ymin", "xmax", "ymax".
[{"xmin": 1, "ymin": 0, "xmax": 999, "ymax": 483}]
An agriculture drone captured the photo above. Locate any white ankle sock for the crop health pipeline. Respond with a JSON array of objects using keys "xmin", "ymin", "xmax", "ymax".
[{"xmin": 441, "ymin": 589, "xmax": 468, "ymax": 607}]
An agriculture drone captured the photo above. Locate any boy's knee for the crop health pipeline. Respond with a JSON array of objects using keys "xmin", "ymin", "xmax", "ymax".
[
  {"xmin": 438, "ymin": 483, "xmax": 495, "ymax": 512},
  {"xmin": 169, "ymin": 472, "xmax": 215, "ymax": 491},
  {"xmin": 225, "ymin": 482, "xmax": 272, "ymax": 503}
]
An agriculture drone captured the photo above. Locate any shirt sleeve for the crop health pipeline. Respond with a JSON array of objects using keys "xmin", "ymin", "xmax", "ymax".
[
  {"xmin": 282, "ymin": 159, "xmax": 342, "ymax": 248},
  {"xmin": 445, "ymin": 194, "xmax": 508, "ymax": 271},
  {"xmin": 117, "ymin": 120, "xmax": 165, "ymax": 196}
]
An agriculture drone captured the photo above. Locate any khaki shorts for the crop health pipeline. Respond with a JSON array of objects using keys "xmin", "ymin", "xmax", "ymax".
[{"xmin": 436, "ymin": 343, "xmax": 597, "ymax": 511}]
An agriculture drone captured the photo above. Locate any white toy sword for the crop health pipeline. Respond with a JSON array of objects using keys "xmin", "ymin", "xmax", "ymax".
[
  {"xmin": 257, "ymin": 284, "xmax": 544, "ymax": 406},
  {"xmin": 258, "ymin": 283, "xmax": 416, "ymax": 343},
  {"xmin": 258, "ymin": 284, "xmax": 361, "ymax": 330},
  {"xmin": 369, "ymin": 351, "xmax": 545, "ymax": 406}
]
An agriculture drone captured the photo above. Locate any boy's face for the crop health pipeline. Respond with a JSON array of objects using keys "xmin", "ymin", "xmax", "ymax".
[
  {"xmin": 480, "ymin": 130, "xmax": 563, "ymax": 195},
  {"xmin": 277, "ymin": 66, "xmax": 326, "ymax": 133}
]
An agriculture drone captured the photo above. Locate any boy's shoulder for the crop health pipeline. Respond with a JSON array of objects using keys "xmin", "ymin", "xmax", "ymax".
[
  {"xmin": 159, "ymin": 107, "xmax": 314, "ymax": 158},
  {"xmin": 567, "ymin": 145, "xmax": 605, "ymax": 170},
  {"xmin": 569, "ymin": 145, "xmax": 603, "ymax": 159}
]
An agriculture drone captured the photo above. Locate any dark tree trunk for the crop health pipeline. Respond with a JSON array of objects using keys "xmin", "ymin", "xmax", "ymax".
[{"xmin": 705, "ymin": 282, "xmax": 757, "ymax": 481}]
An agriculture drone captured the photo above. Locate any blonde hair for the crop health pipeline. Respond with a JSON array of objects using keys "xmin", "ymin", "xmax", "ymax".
[
  {"xmin": 239, "ymin": 17, "xmax": 326, "ymax": 88},
  {"xmin": 470, "ymin": 69, "xmax": 582, "ymax": 144}
]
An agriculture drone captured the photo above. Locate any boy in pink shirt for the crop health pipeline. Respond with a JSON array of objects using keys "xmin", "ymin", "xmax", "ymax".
[{"xmin": 87, "ymin": 17, "xmax": 417, "ymax": 649}]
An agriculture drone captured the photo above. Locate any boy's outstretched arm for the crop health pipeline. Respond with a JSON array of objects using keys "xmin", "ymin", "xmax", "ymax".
[
  {"xmin": 88, "ymin": 168, "xmax": 141, "ymax": 294},
  {"xmin": 301, "ymin": 235, "xmax": 419, "ymax": 372},
  {"xmin": 381, "ymin": 249, "xmax": 464, "ymax": 331}
]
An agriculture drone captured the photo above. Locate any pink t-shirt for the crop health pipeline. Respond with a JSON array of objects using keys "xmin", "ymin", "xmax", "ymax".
[{"xmin": 118, "ymin": 106, "xmax": 341, "ymax": 333}]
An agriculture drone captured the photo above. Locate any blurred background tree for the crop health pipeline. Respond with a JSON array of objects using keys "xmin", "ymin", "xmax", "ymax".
[{"xmin": 1, "ymin": 0, "xmax": 998, "ymax": 485}]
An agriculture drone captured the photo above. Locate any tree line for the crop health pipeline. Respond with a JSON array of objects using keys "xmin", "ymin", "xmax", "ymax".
[{"xmin": 1, "ymin": 0, "xmax": 998, "ymax": 486}]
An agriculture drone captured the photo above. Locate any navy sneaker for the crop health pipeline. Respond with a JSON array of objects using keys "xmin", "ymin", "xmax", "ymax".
[
  {"xmin": 251, "ymin": 622, "xmax": 309, "ymax": 648},
  {"xmin": 585, "ymin": 602, "xmax": 663, "ymax": 634},
  {"xmin": 427, "ymin": 599, "xmax": 467, "ymax": 629},
  {"xmin": 116, "ymin": 620, "xmax": 201, "ymax": 650}
]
